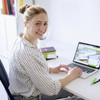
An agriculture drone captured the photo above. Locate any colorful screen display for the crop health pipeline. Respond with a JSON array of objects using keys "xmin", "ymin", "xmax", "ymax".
[{"xmin": 74, "ymin": 43, "xmax": 100, "ymax": 68}]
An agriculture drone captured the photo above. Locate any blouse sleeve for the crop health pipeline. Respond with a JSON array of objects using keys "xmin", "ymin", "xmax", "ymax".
[{"xmin": 19, "ymin": 48, "xmax": 61, "ymax": 96}]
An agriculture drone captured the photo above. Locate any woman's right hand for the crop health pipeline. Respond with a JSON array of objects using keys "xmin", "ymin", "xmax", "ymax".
[
  {"xmin": 59, "ymin": 67, "xmax": 82, "ymax": 88},
  {"xmin": 68, "ymin": 67, "xmax": 82, "ymax": 80}
]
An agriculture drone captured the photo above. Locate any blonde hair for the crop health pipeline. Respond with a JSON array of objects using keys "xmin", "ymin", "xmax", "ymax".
[{"xmin": 19, "ymin": 5, "xmax": 48, "ymax": 23}]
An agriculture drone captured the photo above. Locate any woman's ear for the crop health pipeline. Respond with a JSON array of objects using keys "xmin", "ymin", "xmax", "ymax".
[{"xmin": 24, "ymin": 22, "xmax": 27, "ymax": 27}]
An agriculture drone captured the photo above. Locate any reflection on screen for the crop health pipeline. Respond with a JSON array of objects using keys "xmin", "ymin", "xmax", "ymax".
[{"xmin": 74, "ymin": 43, "xmax": 100, "ymax": 68}]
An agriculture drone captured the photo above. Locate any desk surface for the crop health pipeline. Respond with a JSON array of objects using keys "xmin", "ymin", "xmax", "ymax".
[
  {"xmin": 41, "ymin": 40, "xmax": 100, "ymax": 100},
  {"xmin": 47, "ymin": 57, "xmax": 100, "ymax": 100}
]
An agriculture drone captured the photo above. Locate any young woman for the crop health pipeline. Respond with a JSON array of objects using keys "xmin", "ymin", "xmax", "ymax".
[{"xmin": 9, "ymin": 5, "xmax": 82, "ymax": 100}]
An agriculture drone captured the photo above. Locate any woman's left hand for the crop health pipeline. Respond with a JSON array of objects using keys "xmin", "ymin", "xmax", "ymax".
[{"xmin": 51, "ymin": 65, "xmax": 69, "ymax": 73}]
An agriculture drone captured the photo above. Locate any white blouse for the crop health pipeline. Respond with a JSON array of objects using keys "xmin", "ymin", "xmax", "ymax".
[{"xmin": 9, "ymin": 35, "xmax": 61, "ymax": 97}]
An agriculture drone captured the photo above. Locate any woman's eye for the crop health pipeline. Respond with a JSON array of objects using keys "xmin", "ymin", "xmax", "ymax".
[
  {"xmin": 36, "ymin": 23, "xmax": 40, "ymax": 26},
  {"xmin": 44, "ymin": 23, "xmax": 48, "ymax": 26}
]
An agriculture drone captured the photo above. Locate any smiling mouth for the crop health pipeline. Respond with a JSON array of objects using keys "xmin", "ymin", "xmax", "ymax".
[{"xmin": 37, "ymin": 32, "xmax": 44, "ymax": 36}]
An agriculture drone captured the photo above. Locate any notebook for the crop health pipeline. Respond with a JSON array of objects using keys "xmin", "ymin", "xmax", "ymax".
[{"xmin": 67, "ymin": 42, "xmax": 100, "ymax": 78}]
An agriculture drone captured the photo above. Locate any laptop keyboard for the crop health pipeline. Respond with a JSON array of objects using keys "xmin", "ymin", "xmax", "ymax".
[{"xmin": 68, "ymin": 64, "xmax": 95, "ymax": 73}]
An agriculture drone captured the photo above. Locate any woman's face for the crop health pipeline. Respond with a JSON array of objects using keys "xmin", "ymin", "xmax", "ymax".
[{"xmin": 25, "ymin": 13, "xmax": 48, "ymax": 41}]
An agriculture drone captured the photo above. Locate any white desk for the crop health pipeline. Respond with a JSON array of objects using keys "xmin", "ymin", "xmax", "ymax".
[
  {"xmin": 41, "ymin": 40, "xmax": 100, "ymax": 100},
  {"xmin": 47, "ymin": 57, "xmax": 100, "ymax": 100}
]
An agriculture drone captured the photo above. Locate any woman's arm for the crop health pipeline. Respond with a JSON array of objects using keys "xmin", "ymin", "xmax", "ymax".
[
  {"xmin": 49, "ymin": 65, "xmax": 82, "ymax": 88},
  {"xmin": 59, "ymin": 67, "xmax": 82, "ymax": 88}
]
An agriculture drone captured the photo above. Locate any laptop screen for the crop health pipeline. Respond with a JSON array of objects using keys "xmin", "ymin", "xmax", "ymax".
[{"xmin": 73, "ymin": 42, "xmax": 100, "ymax": 69}]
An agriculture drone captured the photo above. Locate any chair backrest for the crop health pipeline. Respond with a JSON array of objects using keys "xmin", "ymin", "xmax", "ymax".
[{"xmin": 0, "ymin": 60, "xmax": 15, "ymax": 100}]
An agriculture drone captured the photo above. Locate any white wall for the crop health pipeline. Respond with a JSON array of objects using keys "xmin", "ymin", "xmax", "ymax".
[
  {"xmin": 23, "ymin": 0, "xmax": 34, "ymax": 5},
  {"xmin": 35, "ymin": 0, "xmax": 100, "ymax": 46},
  {"xmin": 0, "ymin": 15, "xmax": 17, "ymax": 56}
]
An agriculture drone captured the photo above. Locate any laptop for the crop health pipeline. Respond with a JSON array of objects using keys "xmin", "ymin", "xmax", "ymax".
[{"xmin": 67, "ymin": 42, "xmax": 100, "ymax": 78}]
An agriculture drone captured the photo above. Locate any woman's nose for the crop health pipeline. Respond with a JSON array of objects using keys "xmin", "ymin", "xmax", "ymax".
[{"xmin": 39, "ymin": 25, "xmax": 45, "ymax": 32}]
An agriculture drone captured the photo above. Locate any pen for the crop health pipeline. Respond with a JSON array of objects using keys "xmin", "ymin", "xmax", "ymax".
[
  {"xmin": 92, "ymin": 79, "xmax": 100, "ymax": 85},
  {"xmin": 90, "ymin": 78, "xmax": 97, "ymax": 85}
]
